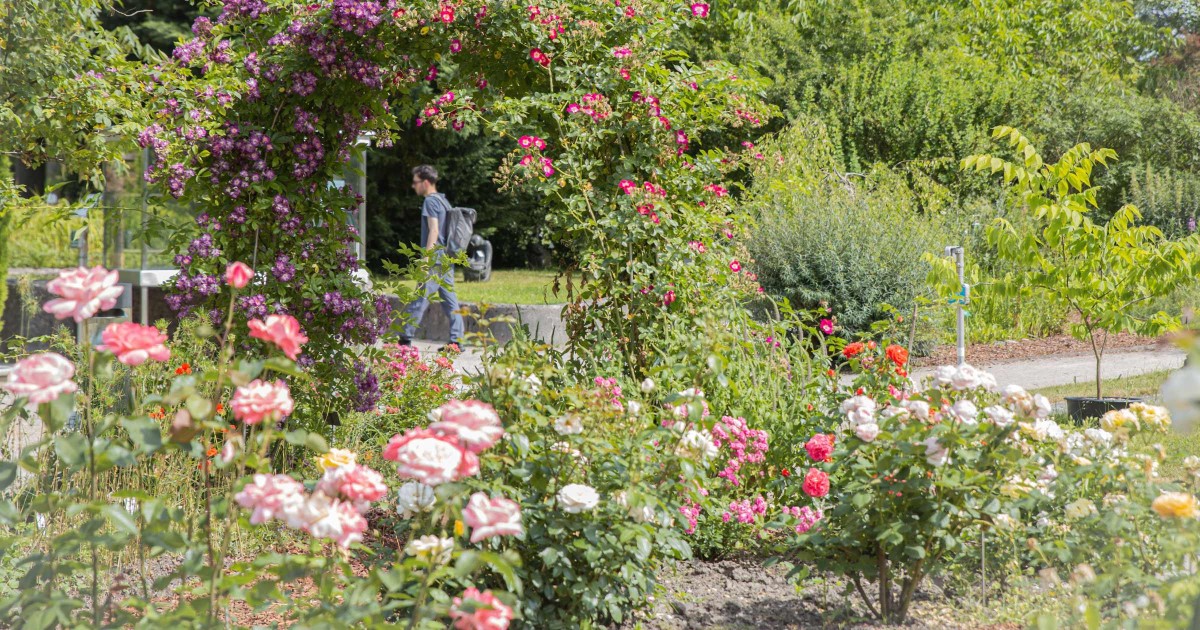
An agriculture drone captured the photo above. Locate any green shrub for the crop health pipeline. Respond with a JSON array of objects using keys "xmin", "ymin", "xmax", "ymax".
[{"xmin": 746, "ymin": 120, "xmax": 950, "ymax": 332}]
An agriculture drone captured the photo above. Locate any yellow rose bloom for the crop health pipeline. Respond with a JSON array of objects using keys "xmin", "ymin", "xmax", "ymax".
[
  {"xmin": 1130, "ymin": 402, "xmax": 1171, "ymax": 432},
  {"xmin": 316, "ymin": 448, "xmax": 357, "ymax": 471},
  {"xmin": 1152, "ymin": 492, "xmax": 1199, "ymax": 519},
  {"xmin": 454, "ymin": 519, "xmax": 465, "ymax": 537},
  {"xmin": 1100, "ymin": 409, "xmax": 1139, "ymax": 435}
]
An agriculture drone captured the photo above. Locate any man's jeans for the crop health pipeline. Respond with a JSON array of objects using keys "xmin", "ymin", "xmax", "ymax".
[{"xmin": 403, "ymin": 260, "xmax": 464, "ymax": 343}]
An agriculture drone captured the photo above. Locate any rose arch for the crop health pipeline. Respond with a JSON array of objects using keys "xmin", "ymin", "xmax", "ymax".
[{"xmin": 143, "ymin": 0, "xmax": 769, "ymax": 411}]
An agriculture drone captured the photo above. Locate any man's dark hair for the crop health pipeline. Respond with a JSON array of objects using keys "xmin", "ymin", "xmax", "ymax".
[{"xmin": 412, "ymin": 164, "xmax": 439, "ymax": 184}]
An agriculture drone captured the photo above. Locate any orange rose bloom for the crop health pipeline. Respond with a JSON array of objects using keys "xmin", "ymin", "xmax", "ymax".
[
  {"xmin": 885, "ymin": 344, "xmax": 909, "ymax": 366},
  {"xmin": 842, "ymin": 342, "xmax": 866, "ymax": 358}
]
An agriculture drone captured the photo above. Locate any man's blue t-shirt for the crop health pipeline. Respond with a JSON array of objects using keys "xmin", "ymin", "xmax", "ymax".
[{"xmin": 421, "ymin": 193, "xmax": 452, "ymax": 248}]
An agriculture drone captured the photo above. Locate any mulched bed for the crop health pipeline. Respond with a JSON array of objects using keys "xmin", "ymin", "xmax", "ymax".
[
  {"xmin": 621, "ymin": 558, "xmax": 1023, "ymax": 629},
  {"xmin": 912, "ymin": 332, "xmax": 1171, "ymax": 368}
]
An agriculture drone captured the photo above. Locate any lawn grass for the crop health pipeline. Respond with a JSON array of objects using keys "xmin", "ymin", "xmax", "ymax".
[
  {"xmin": 394, "ymin": 269, "xmax": 563, "ymax": 305},
  {"xmin": 1032, "ymin": 369, "xmax": 1200, "ymax": 480},
  {"xmin": 1031, "ymin": 369, "xmax": 1173, "ymax": 403}
]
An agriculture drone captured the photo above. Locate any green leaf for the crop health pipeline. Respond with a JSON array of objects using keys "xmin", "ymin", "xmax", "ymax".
[
  {"xmin": 121, "ymin": 417, "xmax": 163, "ymax": 453},
  {"xmin": 103, "ymin": 504, "xmax": 139, "ymax": 535},
  {"xmin": 186, "ymin": 395, "xmax": 212, "ymax": 420},
  {"xmin": 305, "ymin": 432, "xmax": 329, "ymax": 454},
  {"xmin": 54, "ymin": 433, "xmax": 89, "ymax": 469},
  {"xmin": 0, "ymin": 462, "xmax": 16, "ymax": 493}
]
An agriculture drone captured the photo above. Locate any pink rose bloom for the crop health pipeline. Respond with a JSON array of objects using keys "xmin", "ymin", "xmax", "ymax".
[
  {"xmin": 4, "ymin": 352, "xmax": 78, "ymax": 404},
  {"xmin": 663, "ymin": 290, "xmax": 676, "ymax": 306},
  {"xmin": 619, "ymin": 179, "xmax": 636, "ymax": 194},
  {"xmin": 804, "ymin": 433, "xmax": 834, "ymax": 462},
  {"xmin": 818, "ymin": 318, "xmax": 834, "ymax": 335},
  {"xmin": 690, "ymin": 2, "xmax": 709, "ymax": 17},
  {"xmin": 224, "ymin": 261, "xmax": 254, "ymax": 288},
  {"xmin": 451, "ymin": 588, "xmax": 513, "ymax": 630},
  {"xmin": 97, "ymin": 322, "xmax": 170, "ymax": 366},
  {"xmin": 248, "ymin": 314, "xmax": 308, "ymax": 360},
  {"xmin": 383, "ymin": 427, "xmax": 479, "ymax": 486},
  {"xmin": 518, "ymin": 135, "xmax": 534, "ymax": 148},
  {"xmin": 430, "ymin": 400, "xmax": 505, "ymax": 453},
  {"xmin": 462, "ymin": 492, "xmax": 524, "ymax": 543},
  {"xmin": 318, "ymin": 463, "xmax": 388, "ymax": 511},
  {"xmin": 533, "ymin": 137, "xmax": 547, "ymax": 151},
  {"xmin": 307, "ymin": 499, "xmax": 368, "ymax": 548},
  {"xmin": 802, "ymin": 467, "xmax": 829, "ymax": 498},
  {"xmin": 230, "ymin": 379, "xmax": 295, "ymax": 425},
  {"xmin": 43, "ymin": 266, "xmax": 125, "ymax": 323},
  {"xmin": 234, "ymin": 473, "xmax": 306, "ymax": 525},
  {"xmin": 729, "ymin": 260, "xmax": 742, "ymax": 273},
  {"xmin": 450, "ymin": 38, "xmax": 462, "ymax": 53}
]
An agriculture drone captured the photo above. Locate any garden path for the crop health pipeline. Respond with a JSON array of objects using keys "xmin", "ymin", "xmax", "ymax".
[
  {"xmin": 411, "ymin": 340, "xmax": 1187, "ymax": 391},
  {"xmin": 908, "ymin": 347, "xmax": 1186, "ymax": 390}
]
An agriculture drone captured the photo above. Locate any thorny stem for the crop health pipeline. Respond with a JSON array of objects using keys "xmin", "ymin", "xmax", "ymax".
[{"xmin": 207, "ymin": 288, "xmax": 241, "ymax": 623}]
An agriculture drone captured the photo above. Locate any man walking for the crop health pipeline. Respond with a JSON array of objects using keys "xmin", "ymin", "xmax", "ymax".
[{"xmin": 400, "ymin": 165, "xmax": 464, "ymax": 349}]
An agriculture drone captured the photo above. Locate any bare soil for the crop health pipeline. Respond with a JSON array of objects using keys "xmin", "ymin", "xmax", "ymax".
[{"xmin": 621, "ymin": 558, "xmax": 1023, "ymax": 630}]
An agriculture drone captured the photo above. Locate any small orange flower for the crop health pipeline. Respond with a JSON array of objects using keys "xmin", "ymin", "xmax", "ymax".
[
  {"xmin": 885, "ymin": 344, "xmax": 909, "ymax": 367},
  {"xmin": 175, "ymin": 363, "xmax": 192, "ymax": 375},
  {"xmin": 216, "ymin": 403, "xmax": 225, "ymax": 415},
  {"xmin": 206, "ymin": 446, "xmax": 218, "ymax": 458},
  {"xmin": 866, "ymin": 341, "xmax": 877, "ymax": 350}
]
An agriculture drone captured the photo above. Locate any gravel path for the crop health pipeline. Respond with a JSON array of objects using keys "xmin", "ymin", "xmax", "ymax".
[{"xmin": 911, "ymin": 347, "xmax": 1186, "ymax": 391}]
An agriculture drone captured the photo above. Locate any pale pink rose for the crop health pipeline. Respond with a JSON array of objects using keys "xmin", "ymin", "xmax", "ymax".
[
  {"xmin": 96, "ymin": 322, "xmax": 170, "ymax": 366},
  {"xmin": 234, "ymin": 474, "xmax": 306, "ymax": 525},
  {"xmin": 383, "ymin": 428, "xmax": 479, "ymax": 486},
  {"xmin": 248, "ymin": 314, "xmax": 308, "ymax": 360},
  {"xmin": 430, "ymin": 400, "xmax": 504, "ymax": 453},
  {"xmin": 306, "ymin": 498, "xmax": 368, "ymax": 548},
  {"xmin": 462, "ymin": 492, "xmax": 524, "ymax": 543},
  {"xmin": 4, "ymin": 352, "xmax": 78, "ymax": 404},
  {"xmin": 317, "ymin": 463, "xmax": 388, "ymax": 511},
  {"xmin": 224, "ymin": 261, "xmax": 254, "ymax": 288},
  {"xmin": 450, "ymin": 588, "xmax": 513, "ymax": 630},
  {"xmin": 230, "ymin": 379, "xmax": 294, "ymax": 425},
  {"xmin": 43, "ymin": 266, "xmax": 125, "ymax": 323}
]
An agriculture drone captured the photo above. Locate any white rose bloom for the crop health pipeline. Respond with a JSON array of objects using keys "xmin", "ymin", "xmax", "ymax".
[
  {"xmin": 951, "ymin": 400, "xmax": 978, "ymax": 424},
  {"xmin": 992, "ymin": 514, "xmax": 1018, "ymax": 531},
  {"xmin": 426, "ymin": 407, "xmax": 444, "ymax": 423},
  {"xmin": 551, "ymin": 441, "xmax": 589, "ymax": 465},
  {"xmin": 1064, "ymin": 498, "xmax": 1097, "ymax": 521},
  {"xmin": 1038, "ymin": 464, "xmax": 1058, "ymax": 484},
  {"xmin": 641, "ymin": 378, "xmax": 655, "ymax": 393},
  {"xmin": 922, "ymin": 436, "xmax": 949, "ymax": 467},
  {"xmin": 1083, "ymin": 428, "xmax": 1113, "ymax": 448},
  {"xmin": 978, "ymin": 371, "xmax": 999, "ymax": 392},
  {"xmin": 840, "ymin": 395, "xmax": 877, "ymax": 426},
  {"xmin": 396, "ymin": 481, "xmax": 437, "ymax": 518},
  {"xmin": 676, "ymin": 430, "xmax": 719, "ymax": 461},
  {"xmin": 932, "ymin": 366, "xmax": 957, "ymax": 387},
  {"xmin": 983, "ymin": 405, "xmax": 1015, "ymax": 427},
  {"xmin": 1032, "ymin": 394, "xmax": 1052, "ymax": 419},
  {"xmin": 1001, "ymin": 384, "xmax": 1028, "ymax": 402},
  {"xmin": 1001, "ymin": 475, "xmax": 1035, "ymax": 498},
  {"xmin": 880, "ymin": 406, "xmax": 910, "ymax": 421},
  {"xmin": 405, "ymin": 535, "xmax": 454, "ymax": 566},
  {"xmin": 554, "ymin": 414, "xmax": 584, "ymax": 436},
  {"xmin": 1183, "ymin": 455, "xmax": 1200, "ymax": 473},
  {"xmin": 855, "ymin": 422, "xmax": 880, "ymax": 443},
  {"xmin": 284, "ymin": 490, "xmax": 329, "ymax": 530},
  {"xmin": 525, "ymin": 374, "xmax": 543, "ymax": 395},
  {"xmin": 1163, "ymin": 366, "xmax": 1200, "ymax": 432},
  {"xmin": 626, "ymin": 400, "xmax": 642, "ymax": 416},
  {"xmin": 950, "ymin": 365, "xmax": 984, "ymax": 391},
  {"xmin": 902, "ymin": 399, "xmax": 931, "ymax": 421},
  {"xmin": 557, "ymin": 484, "xmax": 600, "ymax": 513}
]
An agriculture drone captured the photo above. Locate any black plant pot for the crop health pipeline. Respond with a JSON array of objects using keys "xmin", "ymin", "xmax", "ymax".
[{"xmin": 1065, "ymin": 396, "xmax": 1142, "ymax": 424}]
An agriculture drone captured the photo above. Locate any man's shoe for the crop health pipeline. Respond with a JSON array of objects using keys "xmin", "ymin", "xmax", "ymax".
[{"xmin": 398, "ymin": 337, "xmax": 413, "ymax": 346}]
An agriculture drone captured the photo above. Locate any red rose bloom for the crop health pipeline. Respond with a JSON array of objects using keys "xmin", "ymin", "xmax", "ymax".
[
  {"xmin": 802, "ymin": 468, "xmax": 829, "ymax": 498},
  {"xmin": 842, "ymin": 342, "xmax": 865, "ymax": 358},
  {"xmin": 804, "ymin": 434, "xmax": 834, "ymax": 462},
  {"xmin": 885, "ymin": 344, "xmax": 909, "ymax": 366},
  {"xmin": 781, "ymin": 468, "xmax": 790, "ymax": 478}
]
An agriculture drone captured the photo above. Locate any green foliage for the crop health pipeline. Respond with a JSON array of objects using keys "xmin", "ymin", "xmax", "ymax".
[
  {"xmin": 746, "ymin": 119, "xmax": 950, "ymax": 332},
  {"xmin": 1122, "ymin": 162, "xmax": 1200, "ymax": 239},
  {"xmin": 954, "ymin": 127, "xmax": 1200, "ymax": 397}
]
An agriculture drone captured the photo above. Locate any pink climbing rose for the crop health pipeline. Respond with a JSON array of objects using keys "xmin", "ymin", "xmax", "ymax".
[
  {"xmin": 462, "ymin": 492, "xmax": 524, "ymax": 543},
  {"xmin": 383, "ymin": 427, "xmax": 479, "ymax": 486},
  {"xmin": 224, "ymin": 261, "xmax": 254, "ymax": 288},
  {"xmin": 4, "ymin": 352, "xmax": 78, "ymax": 404},
  {"xmin": 230, "ymin": 379, "xmax": 295, "ymax": 425},
  {"xmin": 97, "ymin": 322, "xmax": 170, "ymax": 366},
  {"xmin": 690, "ymin": 2, "xmax": 709, "ymax": 17},
  {"xmin": 248, "ymin": 314, "xmax": 309, "ymax": 360},
  {"xmin": 450, "ymin": 588, "xmax": 513, "ymax": 630},
  {"xmin": 43, "ymin": 266, "xmax": 125, "ymax": 323},
  {"xmin": 429, "ymin": 400, "xmax": 505, "ymax": 453}
]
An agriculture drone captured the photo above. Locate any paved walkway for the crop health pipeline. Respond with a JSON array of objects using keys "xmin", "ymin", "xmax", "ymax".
[
  {"xmin": 911, "ymin": 348, "xmax": 1186, "ymax": 391},
  {"xmin": 415, "ymin": 340, "xmax": 1187, "ymax": 392}
]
